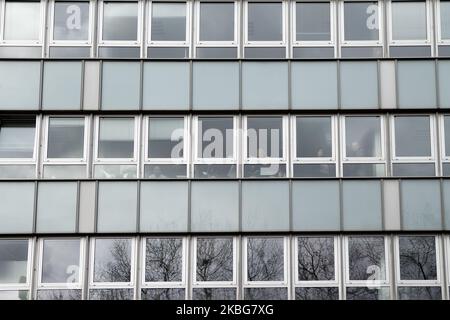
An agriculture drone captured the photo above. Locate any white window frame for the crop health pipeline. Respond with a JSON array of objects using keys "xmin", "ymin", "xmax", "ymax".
[
  {"xmin": 36, "ymin": 238, "xmax": 86, "ymax": 294},
  {"xmin": 387, "ymin": 0, "xmax": 433, "ymax": 46},
  {"xmin": 0, "ymin": 238, "xmax": 34, "ymax": 296},
  {"xmin": 436, "ymin": 0, "xmax": 450, "ymax": 45},
  {"xmin": 291, "ymin": 115, "xmax": 338, "ymax": 177},
  {"xmin": 390, "ymin": 114, "xmax": 437, "ymax": 175},
  {"xmin": 340, "ymin": 114, "xmax": 386, "ymax": 176},
  {"xmin": 88, "ymin": 237, "xmax": 137, "ymax": 297},
  {"xmin": 0, "ymin": 0, "xmax": 45, "ymax": 46},
  {"xmin": 292, "ymin": 0, "xmax": 336, "ymax": 47}
]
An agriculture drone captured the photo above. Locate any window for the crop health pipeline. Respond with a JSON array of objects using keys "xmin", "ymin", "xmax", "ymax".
[
  {"xmin": 141, "ymin": 238, "xmax": 186, "ymax": 300},
  {"xmin": 342, "ymin": 116, "xmax": 385, "ymax": 177},
  {"xmin": 391, "ymin": 115, "xmax": 436, "ymax": 176},
  {"xmin": 94, "ymin": 117, "xmax": 137, "ymax": 179},
  {"xmin": 2, "ymin": 1, "xmax": 42, "ymax": 42},
  {"xmin": 0, "ymin": 119, "xmax": 35, "ymax": 159},
  {"xmin": 144, "ymin": 117, "xmax": 187, "ymax": 179},
  {"xmin": 293, "ymin": 116, "xmax": 336, "ymax": 177},
  {"xmin": 193, "ymin": 237, "xmax": 237, "ymax": 300},
  {"xmin": 295, "ymin": 2, "xmax": 332, "ymax": 42},
  {"xmin": 344, "ymin": 236, "xmax": 390, "ymax": 300},
  {"xmin": 439, "ymin": 0, "xmax": 450, "ymax": 42},
  {"xmin": 295, "ymin": 237, "xmax": 339, "ymax": 300},
  {"xmin": 244, "ymin": 237, "xmax": 288, "ymax": 300},
  {"xmin": 37, "ymin": 239, "xmax": 83, "ymax": 300},
  {"xmin": 89, "ymin": 238, "xmax": 135, "ymax": 300},
  {"xmin": 194, "ymin": 117, "xmax": 236, "ymax": 178},
  {"xmin": 442, "ymin": 115, "xmax": 450, "ymax": 175},
  {"xmin": 244, "ymin": 116, "xmax": 287, "ymax": 177},
  {"xmin": 396, "ymin": 236, "xmax": 442, "ymax": 300}
]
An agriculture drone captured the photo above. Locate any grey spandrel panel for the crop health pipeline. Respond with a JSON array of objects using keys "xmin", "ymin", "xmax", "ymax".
[
  {"xmin": 79, "ymin": 182, "xmax": 96, "ymax": 234},
  {"xmin": 242, "ymin": 62, "xmax": 288, "ymax": 110},
  {"xmin": 83, "ymin": 61, "xmax": 100, "ymax": 110},
  {"xmin": 0, "ymin": 61, "xmax": 40, "ymax": 110},
  {"xmin": 140, "ymin": 181, "xmax": 188, "ymax": 232},
  {"xmin": 42, "ymin": 61, "xmax": 82, "ymax": 110},
  {"xmin": 401, "ymin": 180, "xmax": 442, "ymax": 231},
  {"xmin": 191, "ymin": 181, "xmax": 239, "ymax": 232},
  {"xmin": 292, "ymin": 181, "xmax": 340, "ymax": 231},
  {"xmin": 397, "ymin": 61, "xmax": 436, "ymax": 109},
  {"xmin": 143, "ymin": 62, "xmax": 190, "ymax": 110},
  {"xmin": 291, "ymin": 62, "xmax": 338, "ymax": 110},
  {"xmin": 36, "ymin": 182, "xmax": 78, "ymax": 233},
  {"xmin": 193, "ymin": 62, "xmax": 239, "ymax": 110},
  {"xmin": 97, "ymin": 182, "xmax": 137, "ymax": 233},
  {"xmin": 340, "ymin": 61, "xmax": 378, "ymax": 109},
  {"xmin": 0, "ymin": 182, "xmax": 34, "ymax": 234},
  {"xmin": 438, "ymin": 61, "xmax": 450, "ymax": 108},
  {"xmin": 101, "ymin": 62, "xmax": 140, "ymax": 110},
  {"xmin": 242, "ymin": 181, "xmax": 289, "ymax": 232},
  {"xmin": 342, "ymin": 180, "xmax": 382, "ymax": 231}
]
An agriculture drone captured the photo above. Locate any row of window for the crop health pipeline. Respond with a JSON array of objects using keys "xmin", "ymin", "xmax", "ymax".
[
  {"xmin": 1, "ymin": 0, "xmax": 450, "ymax": 58},
  {"xmin": 0, "ymin": 235, "xmax": 448, "ymax": 300},
  {"xmin": 2, "ymin": 114, "xmax": 450, "ymax": 179}
]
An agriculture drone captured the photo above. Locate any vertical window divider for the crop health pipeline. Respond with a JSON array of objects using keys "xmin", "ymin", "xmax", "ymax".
[
  {"xmin": 186, "ymin": 236, "xmax": 192, "ymax": 300},
  {"xmin": 83, "ymin": 236, "xmax": 90, "ymax": 300},
  {"xmin": 134, "ymin": 235, "xmax": 141, "ymax": 300},
  {"xmin": 30, "ymin": 237, "xmax": 39, "ymax": 301},
  {"xmin": 338, "ymin": 235, "xmax": 344, "ymax": 300}
]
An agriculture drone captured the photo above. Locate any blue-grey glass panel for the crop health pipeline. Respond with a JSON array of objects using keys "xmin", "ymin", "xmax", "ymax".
[
  {"xmin": 89, "ymin": 289, "xmax": 133, "ymax": 300},
  {"xmin": 397, "ymin": 61, "xmax": 436, "ymax": 108},
  {"xmin": 97, "ymin": 182, "xmax": 137, "ymax": 233},
  {"xmin": 244, "ymin": 164, "xmax": 286, "ymax": 178},
  {"xmin": 47, "ymin": 118, "xmax": 84, "ymax": 158},
  {"xmin": 401, "ymin": 180, "xmax": 441, "ymax": 230},
  {"xmin": 94, "ymin": 164, "xmax": 137, "ymax": 179},
  {"xmin": 247, "ymin": 116, "xmax": 283, "ymax": 158},
  {"xmin": 196, "ymin": 47, "xmax": 237, "ymax": 59},
  {"xmin": 0, "ymin": 291, "xmax": 28, "ymax": 300},
  {"xmin": 392, "ymin": 163, "xmax": 435, "ymax": 177},
  {"xmin": 36, "ymin": 182, "xmax": 77, "ymax": 233},
  {"xmin": 41, "ymin": 239, "xmax": 80, "ymax": 284},
  {"xmin": 0, "ymin": 183, "xmax": 34, "ymax": 233},
  {"xmin": 198, "ymin": 117, "xmax": 233, "ymax": 159},
  {"xmin": 147, "ymin": 47, "xmax": 189, "ymax": 58},
  {"xmin": 194, "ymin": 164, "xmax": 236, "ymax": 178},
  {"xmin": 151, "ymin": 2, "xmax": 186, "ymax": 41},
  {"xmin": 199, "ymin": 2, "xmax": 234, "ymax": 41},
  {"xmin": 292, "ymin": 62, "xmax": 338, "ymax": 109},
  {"xmin": 193, "ymin": 62, "xmax": 239, "ymax": 110},
  {"xmin": 295, "ymin": 287, "xmax": 339, "ymax": 300},
  {"xmin": 191, "ymin": 181, "xmax": 239, "ymax": 232},
  {"xmin": 438, "ymin": 61, "xmax": 450, "ymax": 107},
  {"xmin": 140, "ymin": 181, "xmax": 188, "ymax": 232},
  {"xmin": 102, "ymin": 62, "xmax": 140, "ymax": 110},
  {"xmin": 244, "ymin": 288, "xmax": 287, "ymax": 300},
  {"xmin": 243, "ymin": 62, "xmax": 288, "ymax": 109},
  {"xmin": 341, "ymin": 46, "xmax": 383, "ymax": 58},
  {"xmin": 144, "ymin": 164, "xmax": 187, "ymax": 179},
  {"xmin": 292, "ymin": 181, "xmax": 340, "ymax": 231},
  {"xmin": 346, "ymin": 287, "xmax": 390, "ymax": 300},
  {"xmin": 389, "ymin": 46, "xmax": 431, "ymax": 58},
  {"xmin": 293, "ymin": 47, "xmax": 335, "ymax": 58},
  {"xmin": 102, "ymin": 2, "xmax": 137, "ymax": 41},
  {"xmin": 98, "ymin": 117, "xmax": 134, "ymax": 158},
  {"xmin": 93, "ymin": 238, "xmax": 132, "ymax": 283},
  {"xmin": 49, "ymin": 47, "xmax": 91, "ymax": 58},
  {"xmin": 244, "ymin": 47, "xmax": 286, "ymax": 59},
  {"xmin": 342, "ymin": 180, "xmax": 382, "ymax": 231},
  {"xmin": 193, "ymin": 288, "xmax": 236, "ymax": 300},
  {"xmin": 247, "ymin": 3, "xmax": 282, "ymax": 41},
  {"xmin": 399, "ymin": 236, "xmax": 437, "ymax": 281},
  {"xmin": 53, "ymin": 2, "xmax": 90, "ymax": 40},
  {"xmin": 394, "ymin": 116, "xmax": 431, "ymax": 157},
  {"xmin": 43, "ymin": 165, "xmax": 86, "ymax": 179},
  {"xmin": 398, "ymin": 287, "xmax": 442, "ymax": 300},
  {"xmin": 296, "ymin": 2, "xmax": 330, "ymax": 41},
  {"xmin": 43, "ymin": 62, "xmax": 82, "ymax": 110},
  {"xmin": 143, "ymin": 62, "xmax": 189, "ymax": 110},
  {"xmin": 442, "ymin": 180, "xmax": 450, "ymax": 230},
  {"xmin": 148, "ymin": 117, "xmax": 184, "ymax": 159},
  {"xmin": 343, "ymin": 2, "xmax": 379, "ymax": 41},
  {"xmin": 0, "ymin": 165, "xmax": 35, "ymax": 179},
  {"xmin": 0, "ymin": 239, "xmax": 29, "ymax": 284},
  {"xmin": 141, "ymin": 288, "xmax": 185, "ymax": 300},
  {"xmin": 36, "ymin": 290, "xmax": 82, "ymax": 300},
  {"xmin": 296, "ymin": 117, "xmax": 332, "ymax": 157},
  {"xmin": 345, "ymin": 117, "xmax": 381, "ymax": 157},
  {"xmin": 0, "ymin": 122, "xmax": 35, "ymax": 158},
  {"xmin": 98, "ymin": 47, "xmax": 140, "ymax": 58},
  {"xmin": 343, "ymin": 164, "xmax": 385, "ymax": 177},
  {"xmin": 242, "ymin": 181, "xmax": 289, "ymax": 231},
  {"xmin": 0, "ymin": 46, "xmax": 42, "ymax": 58},
  {"xmin": 391, "ymin": 1, "xmax": 427, "ymax": 40},
  {"xmin": 340, "ymin": 61, "xmax": 378, "ymax": 109},
  {"xmin": 293, "ymin": 164, "xmax": 336, "ymax": 177},
  {"xmin": 0, "ymin": 61, "xmax": 40, "ymax": 110}
]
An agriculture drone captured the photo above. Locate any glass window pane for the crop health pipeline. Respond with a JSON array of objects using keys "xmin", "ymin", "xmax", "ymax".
[
  {"xmin": 343, "ymin": 163, "xmax": 385, "ymax": 177},
  {"xmin": 47, "ymin": 118, "xmax": 84, "ymax": 159},
  {"xmin": 248, "ymin": 3, "xmax": 282, "ymax": 41},
  {"xmin": 399, "ymin": 236, "xmax": 437, "ymax": 281},
  {"xmin": 41, "ymin": 239, "xmax": 80, "ymax": 284},
  {"xmin": 296, "ymin": 2, "xmax": 330, "ymax": 41},
  {"xmin": 145, "ymin": 238, "xmax": 183, "ymax": 282},
  {"xmin": 398, "ymin": 287, "xmax": 442, "ymax": 300},
  {"xmin": 43, "ymin": 164, "xmax": 86, "ymax": 179},
  {"xmin": 144, "ymin": 164, "xmax": 187, "ymax": 179},
  {"xmin": 445, "ymin": 116, "xmax": 450, "ymax": 156},
  {"xmin": 193, "ymin": 288, "xmax": 236, "ymax": 300},
  {"xmin": 295, "ymin": 287, "xmax": 339, "ymax": 300},
  {"xmin": 244, "ymin": 163, "xmax": 286, "ymax": 178},
  {"xmin": 293, "ymin": 163, "xmax": 336, "ymax": 178},
  {"xmin": 53, "ymin": 2, "xmax": 90, "ymax": 41},
  {"xmin": 102, "ymin": 2, "xmax": 138, "ymax": 41},
  {"xmin": 0, "ymin": 291, "xmax": 28, "ymax": 300},
  {"xmin": 198, "ymin": 117, "xmax": 233, "ymax": 159},
  {"xmin": 394, "ymin": 116, "xmax": 431, "ymax": 157},
  {"xmin": 344, "ymin": 2, "xmax": 379, "ymax": 41},
  {"xmin": 340, "ymin": 61, "xmax": 378, "ymax": 109},
  {"xmin": 37, "ymin": 289, "xmax": 82, "ymax": 300},
  {"xmin": 94, "ymin": 164, "xmax": 137, "ymax": 179},
  {"xmin": 93, "ymin": 238, "xmax": 132, "ymax": 283},
  {"xmin": 148, "ymin": 118, "xmax": 184, "ymax": 159},
  {"xmin": 0, "ymin": 164, "xmax": 36, "ymax": 179},
  {"xmin": 89, "ymin": 289, "xmax": 133, "ymax": 300},
  {"xmin": 200, "ymin": 2, "xmax": 234, "ymax": 41},
  {"xmin": 194, "ymin": 164, "xmax": 236, "ymax": 179},
  {"xmin": 4, "ymin": 1, "xmax": 41, "ymax": 41},
  {"xmin": 296, "ymin": 117, "xmax": 332, "ymax": 158},
  {"xmin": 196, "ymin": 238, "xmax": 233, "ymax": 282},
  {"xmin": 151, "ymin": 2, "xmax": 186, "ymax": 41},
  {"xmin": 392, "ymin": 1, "xmax": 427, "ymax": 40},
  {"xmin": 345, "ymin": 116, "xmax": 381, "ymax": 158},
  {"xmin": 247, "ymin": 237, "xmax": 284, "ymax": 282},
  {"xmin": 98, "ymin": 118, "xmax": 134, "ymax": 158},
  {"xmin": 348, "ymin": 236, "xmax": 386, "ymax": 281},
  {"xmin": 346, "ymin": 287, "xmax": 390, "ymax": 300},
  {"xmin": 0, "ymin": 121, "xmax": 35, "ymax": 158},
  {"xmin": 247, "ymin": 117, "xmax": 283, "ymax": 158},
  {"xmin": 441, "ymin": 1, "xmax": 450, "ymax": 39},
  {"xmin": 141, "ymin": 288, "xmax": 185, "ymax": 300},
  {"xmin": 0, "ymin": 182, "xmax": 35, "ymax": 233},
  {"xmin": 392, "ymin": 163, "xmax": 435, "ymax": 177},
  {"xmin": 0, "ymin": 240, "xmax": 29, "ymax": 284},
  {"xmin": 298, "ymin": 237, "xmax": 335, "ymax": 281},
  {"xmin": 244, "ymin": 287, "xmax": 288, "ymax": 300}
]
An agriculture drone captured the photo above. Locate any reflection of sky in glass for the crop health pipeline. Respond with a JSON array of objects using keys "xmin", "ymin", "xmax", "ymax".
[
  {"xmin": 0, "ymin": 240, "xmax": 28, "ymax": 284},
  {"xmin": 42, "ymin": 239, "xmax": 80, "ymax": 283}
]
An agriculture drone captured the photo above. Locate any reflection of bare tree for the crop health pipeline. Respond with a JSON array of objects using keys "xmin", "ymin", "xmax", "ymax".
[
  {"xmin": 295, "ymin": 287, "xmax": 339, "ymax": 300},
  {"xmin": 141, "ymin": 288, "xmax": 185, "ymax": 300},
  {"xmin": 89, "ymin": 289, "xmax": 133, "ymax": 300},
  {"xmin": 247, "ymin": 238, "xmax": 284, "ymax": 282},
  {"xmin": 298, "ymin": 237, "xmax": 334, "ymax": 281},
  {"xmin": 94, "ymin": 239, "xmax": 131, "ymax": 283},
  {"xmin": 348, "ymin": 237, "xmax": 385, "ymax": 281},
  {"xmin": 145, "ymin": 238, "xmax": 182, "ymax": 282},
  {"xmin": 37, "ymin": 289, "xmax": 81, "ymax": 301},
  {"xmin": 197, "ymin": 238, "xmax": 233, "ymax": 282},
  {"xmin": 193, "ymin": 288, "xmax": 236, "ymax": 300},
  {"xmin": 346, "ymin": 287, "xmax": 389, "ymax": 300}
]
